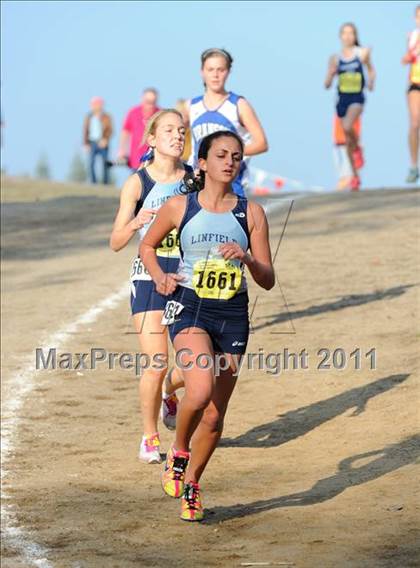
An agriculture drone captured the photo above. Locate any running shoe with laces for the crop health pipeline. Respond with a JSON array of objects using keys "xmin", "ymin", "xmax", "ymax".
[
  {"xmin": 160, "ymin": 392, "xmax": 178, "ymax": 430},
  {"xmin": 180, "ymin": 482, "xmax": 204, "ymax": 522},
  {"xmin": 352, "ymin": 146, "xmax": 365, "ymax": 170},
  {"xmin": 162, "ymin": 445, "xmax": 190, "ymax": 498},
  {"xmin": 138, "ymin": 432, "xmax": 162, "ymax": 464}
]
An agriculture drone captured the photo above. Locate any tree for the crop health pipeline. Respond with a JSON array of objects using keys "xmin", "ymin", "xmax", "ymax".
[
  {"xmin": 35, "ymin": 153, "xmax": 50, "ymax": 179},
  {"xmin": 68, "ymin": 152, "xmax": 87, "ymax": 183}
]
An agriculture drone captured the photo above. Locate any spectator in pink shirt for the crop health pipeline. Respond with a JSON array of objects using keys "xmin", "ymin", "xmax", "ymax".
[{"xmin": 118, "ymin": 88, "xmax": 160, "ymax": 171}]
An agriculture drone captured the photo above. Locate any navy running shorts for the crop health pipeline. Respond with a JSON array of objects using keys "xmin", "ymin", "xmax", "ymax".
[
  {"xmin": 336, "ymin": 93, "xmax": 365, "ymax": 118},
  {"xmin": 408, "ymin": 83, "xmax": 420, "ymax": 93},
  {"xmin": 167, "ymin": 285, "xmax": 250, "ymax": 355},
  {"xmin": 130, "ymin": 256, "xmax": 179, "ymax": 315}
]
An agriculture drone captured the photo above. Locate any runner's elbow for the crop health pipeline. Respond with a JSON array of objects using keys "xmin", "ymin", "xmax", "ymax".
[
  {"xmin": 138, "ymin": 241, "xmax": 148, "ymax": 260},
  {"xmin": 261, "ymin": 140, "xmax": 269, "ymax": 153},
  {"xmin": 109, "ymin": 235, "xmax": 123, "ymax": 252},
  {"xmin": 265, "ymin": 277, "xmax": 275, "ymax": 291},
  {"xmin": 264, "ymin": 271, "xmax": 275, "ymax": 290}
]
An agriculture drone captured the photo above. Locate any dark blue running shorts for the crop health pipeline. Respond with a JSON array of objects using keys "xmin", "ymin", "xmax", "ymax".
[
  {"xmin": 167, "ymin": 285, "xmax": 249, "ymax": 355},
  {"xmin": 336, "ymin": 93, "xmax": 365, "ymax": 118},
  {"xmin": 130, "ymin": 256, "xmax": 179, "ymax": 315}
]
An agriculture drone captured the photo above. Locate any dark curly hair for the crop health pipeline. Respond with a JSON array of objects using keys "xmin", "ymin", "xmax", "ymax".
[{"xmin": 180, "ymin": 131, "xmax": 244, "ymax": 194}]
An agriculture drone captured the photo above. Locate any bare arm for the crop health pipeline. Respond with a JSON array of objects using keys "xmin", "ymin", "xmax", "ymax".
[
  {"xmin": 237, "ymin": 98, "xmax": 268, "ymax": 156},
  {"xmin": 324, "ymin": 55, "xmax": 337, "ymax": 89},
  {"xmin": 402, "ymin": 33, "xmax": 418, "ymax": 65},
  {"xmin": 361, "ymin": 47, "xmax": 375, "ymax": 91},
  {"xmin": 109, "ymin": 174, "xmax": 156, "ymax": 251},
  {"xmin": 219, "ymin": 201, "xmax": 275, "ymax": 290},
  {"xmin": 139, "ymin": 196, "xmax": 186, "ymax": 295},
  {"xmin": 243, "ymin": 202, "xmax": 275, "ymax": 290},
  {"xmin": 185, "ymin": 100, "xmax": 194, "ymax": 166},
  {"xmin": 402, "ymin": 52, "xmax": 414, "ymax": 65}
]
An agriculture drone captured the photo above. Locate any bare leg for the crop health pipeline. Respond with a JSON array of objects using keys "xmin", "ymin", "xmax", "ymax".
[
  {"xmin": 133, "ymin": 310, "xmax": 169, "ymax": 436},
  {"xmin": 173, "ymin": 328, "xmax": 215, "ymax": 452},
  {"xmin": 407, "ymin": 90, "xmax": 420, "ymax": 168},
  {"xmin": 164, "ymin": 366, "xmax": 185, "ymax": 396},
  {"xmin": 186, "ymin": 358, "xmax": 238, "ymax": 483},
  {"xmin": 341, "ymin": 104, "xmax": 363, "ymax": 176}
]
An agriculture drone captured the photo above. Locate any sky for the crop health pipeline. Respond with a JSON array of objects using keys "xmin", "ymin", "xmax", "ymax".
[{"xmin": 1, "ymin": 1, "xmax": 416, "ymax": 189}]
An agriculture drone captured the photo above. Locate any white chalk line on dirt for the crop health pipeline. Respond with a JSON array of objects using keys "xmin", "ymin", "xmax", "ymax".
[
  {"xmin": 1, "ymin": 282, "xmax": 129, "ymax": 568},
  {"xmin": 0, "ymin": 197, "xmax": 290, "ymax": 568}
]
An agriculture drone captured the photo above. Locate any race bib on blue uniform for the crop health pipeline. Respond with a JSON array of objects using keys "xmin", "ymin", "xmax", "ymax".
[{"xmin": 130, "ymin": 257, "xmax": 152, "ymax": 282}]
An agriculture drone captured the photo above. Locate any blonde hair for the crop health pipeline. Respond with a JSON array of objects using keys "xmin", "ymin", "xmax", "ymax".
[{"xmin": 175, "ymin": 99, "xmax": 187, "ymax": 113}]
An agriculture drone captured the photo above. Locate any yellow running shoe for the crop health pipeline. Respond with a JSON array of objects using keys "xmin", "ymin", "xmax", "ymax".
[
  {"xmin": 180, "ymin": 482, "xmax": 203, "ymax": 522},
  {"xmin": 162, "ymin": 445, "xmax": 190, "ymax": 498}
]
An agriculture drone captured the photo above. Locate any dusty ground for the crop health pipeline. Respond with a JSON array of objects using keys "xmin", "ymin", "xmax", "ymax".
[{"xmin": 1, "ymin": 176, "xmax": 419, "ymax": 567}]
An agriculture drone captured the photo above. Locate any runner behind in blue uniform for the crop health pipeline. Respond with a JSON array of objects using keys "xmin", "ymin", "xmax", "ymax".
[
  {"xmin": 110, "ymin": 109, "xmax": 190, "ymax": 464},
  {"xmin": 188, "ymin": 48, "xmax": 268, "ymax": 197},
  {"xmin": 325, "ymin": 23, "xmax": 375, "ymax": 191}
]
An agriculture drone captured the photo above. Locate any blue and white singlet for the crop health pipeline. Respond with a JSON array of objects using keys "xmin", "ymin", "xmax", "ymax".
[{"xmin": 189, "ymin": 92, "xmax": 251, "ymax": 197}]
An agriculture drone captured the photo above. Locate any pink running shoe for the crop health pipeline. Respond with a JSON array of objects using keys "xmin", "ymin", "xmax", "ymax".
[
  {"xmin": 350, "ymin": 175, "xmax": 361, "ymax": 191},
  {"xmin": 161, "ymin": 393, "xmax": 178, "ymax": 430},
  {"xmin": 138, "ymin": 432, "xmax": 162, "ymax": 464}
]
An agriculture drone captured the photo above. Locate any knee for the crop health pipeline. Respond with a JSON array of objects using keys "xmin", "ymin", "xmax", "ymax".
[
  {"xmin": 141, "ymin": 365, "xmax": 168, "ymax": 382},
  {"xmin": 201, "ymin": 406, "xmax": 225, "ymax": 433},
  {"xmin": 343, "ymin": 124, "xmax": 353, "ymax": 136},
  {"xmin": 410, "ymin": 118, "xmax": 420, "ymax": 130},
  {"xmin": 183, "ymin": 384, "xmax": 214, "ymax": 411},
  {"xmin": 185, "ymin": 393, "xmax": 212, "ymax": 412}
]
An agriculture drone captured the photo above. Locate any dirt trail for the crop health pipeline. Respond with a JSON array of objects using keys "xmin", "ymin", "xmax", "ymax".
[{"xmin": 1, "ymin": 179, "xmax": 419, "ymax": 567}]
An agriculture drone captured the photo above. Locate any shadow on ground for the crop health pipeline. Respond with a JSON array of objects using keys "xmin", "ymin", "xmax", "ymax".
[{"xmin": 207, "ymin": 433, "xmax": 420, "ymax": 523}]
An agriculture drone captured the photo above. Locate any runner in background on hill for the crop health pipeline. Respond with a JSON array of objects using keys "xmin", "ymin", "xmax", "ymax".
[
  {"xmin": 325, "ymin": 23, "xmax": 375, "ymax": 191},
  {"xmin": 187, "ymin": 48, "xmax": 268, "ymax": 197},
  {"xmin": 402, "ymin": 5, "xmax": 420, "ymax": 184}
]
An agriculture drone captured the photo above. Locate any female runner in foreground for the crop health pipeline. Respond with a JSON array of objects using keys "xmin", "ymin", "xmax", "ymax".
[
  {"xmin": 325, "ymin": 23, "xmax": 375, "ymax": 190},
  {"xmin": 140, "ymin": 131, "xmax": 275, "ymax": 521},
  {"xmin": 187, "ymin": 48, "xmax": 268, "ymax": 197},
  {"xmin": 402, "ymin": 5, "xmax": 420, "ymax": 183},
  {"xmin": 110, "ymin": 109, "xmax": 189, "ymax": 464}
]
